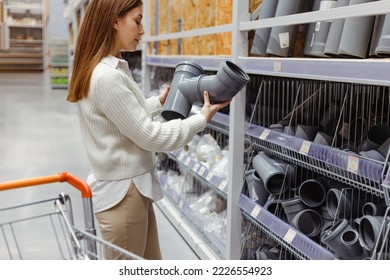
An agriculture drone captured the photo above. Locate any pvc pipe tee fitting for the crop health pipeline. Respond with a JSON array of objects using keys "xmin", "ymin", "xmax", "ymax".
[{"xmin": 161, "ymin": 61, "xmax": 250, "ymax": 121}]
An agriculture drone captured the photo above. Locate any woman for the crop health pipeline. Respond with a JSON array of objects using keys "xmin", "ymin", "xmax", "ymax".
[{"xmin": 66, "ymin": 0, "xmax": 230, "ymax": 260}]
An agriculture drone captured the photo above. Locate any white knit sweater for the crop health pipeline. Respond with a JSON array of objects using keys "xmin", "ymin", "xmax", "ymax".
[{"xmin": 78, "ymin": 55, "xmax": 206, "ymax": 180}]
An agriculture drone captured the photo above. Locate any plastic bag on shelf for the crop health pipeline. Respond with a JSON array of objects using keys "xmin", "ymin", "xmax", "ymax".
[
  {"xmin": 196, "ymin": 134, "xmax": 222, "ymax": 169},
  {"xmin": 183, "ymin": 134, "xmax": 201, "ymax": 157},
  {"xmin": 190, "ymin": 189, "xmax": 214, "ymax": 213},
  {"xmin": 166, "ymin": 171, "xmax": 185, "ymax": 194},
  {"xmin": 211, "ymin": 149, "xmax": 229, "ymax": 179}
]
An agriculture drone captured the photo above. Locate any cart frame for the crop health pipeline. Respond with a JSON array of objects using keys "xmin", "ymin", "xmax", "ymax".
[{"xmin": 0, "ymin": 172, "xmax": 142, "ymax": 260}]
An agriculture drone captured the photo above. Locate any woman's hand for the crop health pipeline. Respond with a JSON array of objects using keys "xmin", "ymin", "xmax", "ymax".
[
  {"xmin": 200, "ymin": 91, "xmax": 231, "ymax": 123},
  {"xmin": 159, "ymin": 85, "xmax": 170, "ymax": 107}
]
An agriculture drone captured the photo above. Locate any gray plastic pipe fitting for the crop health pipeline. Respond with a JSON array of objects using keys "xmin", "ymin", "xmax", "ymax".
[
  {"xmin": 376, "ymin": 12, "xmax": 390, "ymax": 56},
  {"xmin": 161, "ymin": 60, "xmax": 250, "ymax": 121},
  {"xmin": 251, "ymin": 0, "xmax": 279, "ymax": 56},
  {"xmin": 252, "ymin": 152, "xmax": 291, "ymax": 195}
]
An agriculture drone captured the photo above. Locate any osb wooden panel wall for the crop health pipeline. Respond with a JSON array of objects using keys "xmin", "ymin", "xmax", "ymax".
[
  {"xmin": 149, "ymin": 0, "xmax": 263, "ymax": 56},
  {"xmin": 249, "ymin": 0, "xmax": 263, "ymax": 14}
]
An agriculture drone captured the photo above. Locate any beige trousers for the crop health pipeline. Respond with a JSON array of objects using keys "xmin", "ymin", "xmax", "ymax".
[{"xmin": 95, "ymin": 181, "xmax": 162, "ymax": 260}]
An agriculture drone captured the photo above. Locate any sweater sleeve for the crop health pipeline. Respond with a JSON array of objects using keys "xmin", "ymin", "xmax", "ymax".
[
  {"xmin": 92, "ymin": 70, "xmax": 206, "ymax": 152},
  {"xmin": 145, "ymin": 95, "xmax": 163, "ymax": 118}
]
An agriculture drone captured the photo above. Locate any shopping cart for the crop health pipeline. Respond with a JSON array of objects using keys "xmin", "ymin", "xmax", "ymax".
[{"xmin": 0, "ymin": 172, "xmax": 142, "ymax": 260}]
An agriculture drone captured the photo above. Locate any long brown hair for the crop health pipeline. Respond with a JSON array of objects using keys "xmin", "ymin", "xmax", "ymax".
[{"xmin": 66, "ymin": 0, "xmax": 143, "ymax": 102}]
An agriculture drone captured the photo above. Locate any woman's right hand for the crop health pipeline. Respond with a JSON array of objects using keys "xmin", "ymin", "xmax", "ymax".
[{"xmin": 200, "ymin": 91, "xmax": 231, "ymax": 123}]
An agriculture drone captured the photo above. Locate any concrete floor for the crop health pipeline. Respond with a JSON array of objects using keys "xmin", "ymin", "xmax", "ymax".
[{"xmin": 0, "ymin": 72, "xmax": 198, "ymax": 260}]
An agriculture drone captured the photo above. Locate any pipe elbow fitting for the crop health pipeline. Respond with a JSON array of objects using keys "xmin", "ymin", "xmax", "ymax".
[{"xmin": 162, "ymin": 60, "xmax": 250, "ymax": 120}]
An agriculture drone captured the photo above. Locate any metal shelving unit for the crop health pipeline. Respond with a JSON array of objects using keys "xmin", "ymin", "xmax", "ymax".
[
  {"xmin": 142, "ymin": 0, "xmax": 390, "ymax": 260},
  {"xmin": 239, "ymin": 194, "xmax": 337, "ymax": 260},
  {"xmin": 246, "ymin": 124, "xmax": 386, "ymax": 197},
  {"xmin": 49, "ymin": 39, "xmax": 68, "ymax": 89},
  {"xmin": 158, "ymin": 175, "xmax": 226, "ymax": 259},
  {"xmin": 142, "ymin": 0, "xmax": 249, "ymax": 260},
  {"xmin": 64, "ymin": 0, "xmax": 390, "ymax": 260},
  {"xmin": 167, "ymin": 150, "xmax": 228, "ymax": 198},
  {"xmin": 0, "ymin": 0, "xmax": 47, "ymax": 71}
]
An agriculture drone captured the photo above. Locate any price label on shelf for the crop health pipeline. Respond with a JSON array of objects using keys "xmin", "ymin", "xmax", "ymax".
[
  {"xmin": 250, "ymin": 204, "xmax": 261, "ymax": 218},
  {"xmin": 299, "ymin": 140, "xmax": 311, "ymax": 155},
  {"xmin": 206, "ymin": 173, "xmax": 214, "ymax": 182},
  {"xmin": 193, "ymin": 163, "xmax": 200, "ymax": 172},
  {"xmin": 219, "ymin": 180, "xmax": 228, "ymax": 191},
  {"xmin": 177, "ymin": 152, "xmax": 185, "ymax": 161},
  {"xmin": 347, "ymin": 155, "xmax": 359, "ymax": 174},
  {"xmin": 259, "ymin": 129, "xmax": 271, "ymax": 140},
  {"xmin": 198, "ymin": 166, "xmax": 207, "ymax": 176},
  {"xmin": 273, "ymin": 60, "xmax": 282, "ymax": 72},
  {"xmin": 283, "ymin": 228, "xmax": 297, "ymax": 244},
  {"xmin": 184, "ymin": 157, "xmax": 191, "ymax": 166}
]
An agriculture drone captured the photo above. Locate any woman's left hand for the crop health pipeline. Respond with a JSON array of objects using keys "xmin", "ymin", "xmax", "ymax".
[{"xmin": 159, "ymin": 85, "xmax": 170, "ymax": 106}]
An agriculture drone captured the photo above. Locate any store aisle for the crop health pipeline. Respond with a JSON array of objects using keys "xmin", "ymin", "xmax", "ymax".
[{"xmin": 0, "ymin": 72, "xmax": 198, "ymax": 260}]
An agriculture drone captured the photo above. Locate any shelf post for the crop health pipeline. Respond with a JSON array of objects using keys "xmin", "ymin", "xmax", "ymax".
[{"xmin": 226, "ymin": 0, "xmax": 250, "ymax": 260}]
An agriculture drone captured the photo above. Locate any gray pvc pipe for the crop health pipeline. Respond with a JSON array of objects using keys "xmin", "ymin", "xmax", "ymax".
[
  {"xmin": 162, "ymin": 61, "xmax": 204, "ymax": 121},
  {"xmin": 299, "ymin": 177, "xmax": 328, "ymax": 207},
  {"xmin": 291, "ymin": 209, "xmax": 323, "ymax": 237},
  {"xmin": 323, "ymin": 0, "xmax": 350, "ymax": 57},
  {"xmin": 310, "ymin": 0, "xmax": 338, "ymax": 57},
  {"xmin": 245, "ymin": 169, "xmax": 269, "ymax": 206},
  {"xmin": 264, "ymin": 197, "xmax": 288, "ymax": 222},
  {"xmin": 252, "ymin": 152, "xmax": 290, "ymax": 195},
  {"xmin": 321, "ymin": 218, "xmax": 355, "ymax": 259},
  {"xmin": 281, "ymin": 196, "xmax": 306, "ymax": 224},
  {"xmin": 341, "ymin": 229, "xmax": 367, "ymax": 259},
  {"xmin": 376, "ymin": 12, "xmax": 390, "ymax": 56},
  {"xmin": 362, "ymin": 202, "xmax": 387, "ymax": 216},
  {"xmin": 369, "ymin": 14, "xmax": 386, "ymax": 57},
  {"xmin": 338, "ymin": 0, "xmax": 376, "ymax": 58},
  {"xmin": 303, "ymin": 0, "xmax": 322, "ymax": 56},
  {"xmin": 251, "ymin": 0, "xmax": 279, "ymax": 56},
  {"xmin": 162, "ymin": 61, "xmax": 250, "ymax": 121},
  {"xmin": 266, "ymin": 0, "xmax": 305, "ymax": 57},
  {"xmin": 326, "ymin": 188, "xmax": 351, "ymax": 219},
  {"xmin": 359, "ymin": 215, "xmax": 385, "ymax": 252},
  {"xmin": 252, "ymin": 171, "xmax": 270, "ymax": 206}
]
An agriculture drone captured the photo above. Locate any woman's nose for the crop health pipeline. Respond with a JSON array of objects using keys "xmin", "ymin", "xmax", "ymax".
[{"xmin": 139, "ymin": 24, "xmax": 145, "ymax": 35}]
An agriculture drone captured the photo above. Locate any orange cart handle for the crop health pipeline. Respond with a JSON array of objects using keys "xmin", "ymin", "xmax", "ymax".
[{"xmin": 0, "ymin": 172, "xmax": 92, "ymax": 198}]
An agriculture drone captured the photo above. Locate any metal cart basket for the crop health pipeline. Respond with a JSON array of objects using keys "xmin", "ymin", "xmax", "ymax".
[{"xmin": 0, "ymin": 172, "xmax": 142, "ymax": 260}]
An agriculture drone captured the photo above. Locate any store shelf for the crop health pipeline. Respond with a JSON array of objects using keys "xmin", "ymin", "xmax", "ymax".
[
  {"xmin": 50, "ymin": 63, "xmax": 68, "ymax": 67},
  {"xmin": 180, "ymin": 200, "xmax": 226, "ymax": 258},
  {"xmin": 157, "ymin": 174, "xmax": 223, "ymax": 260},
  {"xmin": 146, "ymin": 55, "xmax": 390, "ymax": 87},
  {"xmin": 146, "ymin": 55, "xmax": 230, "ymax": 71},
  {"xmin": 156, "ymin": 198, "xmax": 221, "ymax": 260},
  {"xmin": 10, "ymin": 39, "xmax": 43, "ymax": 43},
  {"xmin": 51, "ymin": 84, "xmax": 68, "ymax": 89},
  {"xmin": 239, "ymin": 57, "xmax": 390, "ymax": 87},
  {"xmin": 5, "ymin": 3, "xmax": 42, "ymax": 12},
  {"xmin": 1, "ymin": 0, "xmax": 46, "ymax": 71},
  {"xmin": 239, "ymin": 194, "xmax": 337, "ymax": 260},
  {"xmin": 167, "ymin": 149, "xmax": 228, "ymax": 198},
  {"xmin": 8, "ymin": 24, "xmax": 43, "ymax": 28},
  {"xmin": 0, "ymin": 52, "xmax": 43, "ymax": 70},
  {"xmin": 49, "ymin": 38, "xmax": 69, "ymax": 89},
  {"xmin": 66, "ymin": 0, "xmax": 390, "ymax": 260},
  {"xmin": 245, "ymin": 123, "xmax": 385, "ymax": 197}
]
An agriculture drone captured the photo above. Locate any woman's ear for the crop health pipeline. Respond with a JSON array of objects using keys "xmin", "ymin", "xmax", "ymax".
[{"xmin": 113, "ymin": 19, "xmax": 119, "ymax": 31}]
